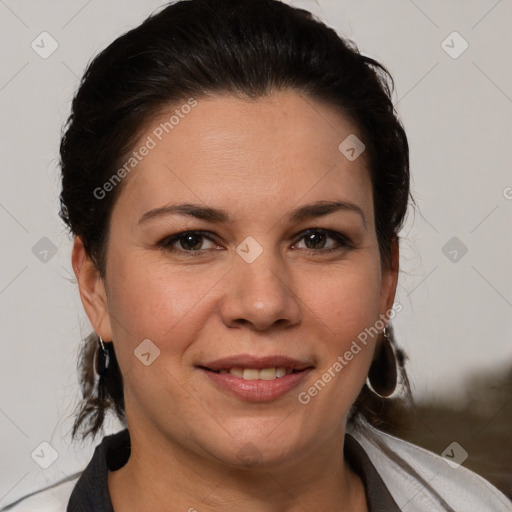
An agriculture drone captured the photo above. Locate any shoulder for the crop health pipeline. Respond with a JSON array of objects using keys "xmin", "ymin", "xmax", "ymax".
[
  {"xmin": 347, "ymin": 418, "xmax": 512, "ymax": 512},
  {"xmin": 1, "ymin": 475, "xmax": 80, "ymax": 512}
]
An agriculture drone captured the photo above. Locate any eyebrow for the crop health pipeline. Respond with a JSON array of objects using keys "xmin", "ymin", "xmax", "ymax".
[{"xmin": 138, "ymin": 200, "xmax": 367, "ymax": 228}]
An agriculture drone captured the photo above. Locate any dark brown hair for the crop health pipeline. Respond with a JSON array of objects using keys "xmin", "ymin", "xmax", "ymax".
[{"xmin": 60, "ymin": 0, "xmax": 413, "ymax": 444}]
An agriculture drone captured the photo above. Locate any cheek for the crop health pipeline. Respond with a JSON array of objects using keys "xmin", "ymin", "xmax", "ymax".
[
  {"xmin": 105, "ymin": 251, "xmax": 222, "ymax": 367},
  {"xmin": 292, "ymin": 261, "xmax": 382, "ymax": 422},
  {"xmin": 298, "ymin": 256, "xmax": 382, "ymax": 393},
  {"xmin": 300, "ymin": 256, "xmax": 382, "ymax": 340}
]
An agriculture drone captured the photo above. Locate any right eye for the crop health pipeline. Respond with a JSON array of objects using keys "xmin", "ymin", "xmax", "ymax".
[{"xmin": 158, "ymin": 231, "xmax": 221, "ymax": 255}]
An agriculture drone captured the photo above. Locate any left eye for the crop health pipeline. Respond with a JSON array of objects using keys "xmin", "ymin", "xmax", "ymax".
[{"xmin": 293, "ymin": 229, "xmax": 351, "ymax": 251}]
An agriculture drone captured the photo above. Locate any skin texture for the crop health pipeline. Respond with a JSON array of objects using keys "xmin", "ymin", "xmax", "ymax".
[{"xmin": 73, "ymin": 91, "xmax": 399, "ymax": 511}]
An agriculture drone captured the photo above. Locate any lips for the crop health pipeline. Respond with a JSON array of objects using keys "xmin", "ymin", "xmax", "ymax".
[{"xmin": 198, "ymin": 354, "xmax": 314, "ymax": 401}]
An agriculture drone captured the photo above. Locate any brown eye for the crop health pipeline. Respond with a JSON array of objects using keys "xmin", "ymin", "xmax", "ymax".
[
  {"xmin": 294, "ymin": 229, "xmax": 352, "ymax": 252},
  {"xmin": 178, "ymin": 233, "xmax": 204, "ymax": 251},
  {"xmin": 159, "ymin": 231, "xmax": 219, "ymax": 254},
  {"xmin": 303, "ymin": 232, "xmax": 328, "ymax": 249}
]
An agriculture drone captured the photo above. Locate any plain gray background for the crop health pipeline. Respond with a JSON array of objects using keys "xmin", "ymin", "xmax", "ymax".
[{"xmin": 1, "ymin": 0, "xmax": 511, "ymax": 506}]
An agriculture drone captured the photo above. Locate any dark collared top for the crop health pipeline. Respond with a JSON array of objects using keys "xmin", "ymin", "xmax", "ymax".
[{"xmin": 67, "ymin": 429, "xmax": 400, "ymax": 511}]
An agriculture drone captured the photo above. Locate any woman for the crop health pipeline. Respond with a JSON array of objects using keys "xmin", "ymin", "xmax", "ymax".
[{"xmin": 4, "ymin": 0, "xmax": 511, "ymax": 510}]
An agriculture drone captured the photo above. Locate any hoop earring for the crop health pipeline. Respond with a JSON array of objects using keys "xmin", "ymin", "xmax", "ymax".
[
  {"xmin": 366, "ymin": 326, "xmax": 397, "ymax": 398},
  {"xmin": 94, "ymin": 336, "xmax": 110, "ymax": 388},
  {"xmin": 95, "ymin": 336, "xmax": 110, "ymax": 377},
  {"xmin": 94, "ymin": 336, "xmax": 111, "ymax": 401}
]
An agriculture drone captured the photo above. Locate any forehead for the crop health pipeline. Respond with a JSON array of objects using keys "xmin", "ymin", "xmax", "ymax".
[{"xmin": 115, "ymin": 91, "xmax": 373, "ymax": 223}]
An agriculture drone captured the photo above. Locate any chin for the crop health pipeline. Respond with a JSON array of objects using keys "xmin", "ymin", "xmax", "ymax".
[{"xmin": 200, "ymin": 420, "xmax": 308, "ymax": 469}]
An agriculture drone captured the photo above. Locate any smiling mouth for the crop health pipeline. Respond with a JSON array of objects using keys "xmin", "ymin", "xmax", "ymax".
[{"xmin": 201, "ymin": 366, "xmax": 308, "ymax": 380}]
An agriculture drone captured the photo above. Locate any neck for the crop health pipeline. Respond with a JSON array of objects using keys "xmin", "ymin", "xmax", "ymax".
[{"xmin": 108, "ymin": 421, "xmax": 368, "ymax": 512}]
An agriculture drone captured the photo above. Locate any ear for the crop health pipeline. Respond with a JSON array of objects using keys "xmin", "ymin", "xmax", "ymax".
[
  {"xmin": 72, "ymin": 236, "xmax": 112, "ymax": 341},
  {"xmin": 379, "ymin": 236, "xmax": 399, "ymax": 318}
]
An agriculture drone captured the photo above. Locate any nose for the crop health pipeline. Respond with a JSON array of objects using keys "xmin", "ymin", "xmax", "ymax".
[{"xmin": 219, "ymin": 250, "xmax": 302, "ymax": 331}]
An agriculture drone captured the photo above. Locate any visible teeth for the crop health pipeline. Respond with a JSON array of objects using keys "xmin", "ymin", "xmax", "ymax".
[
  {"xmin": 259, "ymin": 368, "xmax": 276, "ymax": 380},
  {"xmin": 243, "ymin": 368, "xmax": 259, "ymax": 380},
  {"xmin": 224, "ymin": 366, "xmax": 292, "ymax": 380},
  {"xmin": 230, "ymin": 367, "xmax": 244, "ymax": 378},
  {"xmin": 275, "ymin": 367, "xmax": 286, "ymax": 378}
]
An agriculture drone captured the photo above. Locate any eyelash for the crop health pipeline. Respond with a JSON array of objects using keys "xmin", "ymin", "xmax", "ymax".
[{"xmin": 157, "ymin": 229, "xmax": 353, "ymax": 257}]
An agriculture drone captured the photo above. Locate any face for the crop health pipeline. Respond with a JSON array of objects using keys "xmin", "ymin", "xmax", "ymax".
[{"xmin": 75, "ymin": 91, "xmax": 398, "ymax": 469}]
